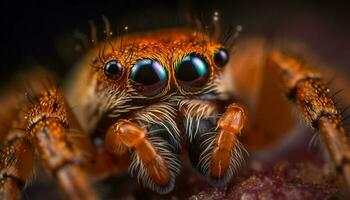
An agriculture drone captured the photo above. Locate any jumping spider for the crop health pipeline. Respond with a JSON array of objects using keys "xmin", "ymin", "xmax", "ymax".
[{"xmin": 0, "ymin": 14, "xmax": 349, "ymax": 200}]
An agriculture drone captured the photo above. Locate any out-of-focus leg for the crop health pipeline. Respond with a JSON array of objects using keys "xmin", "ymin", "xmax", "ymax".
[
  {"xmin": 0, "ymin": 129, "xmax": 34, "ymax": 200},
  {"xmin": 268, "ymin": 50, "xmax": 350, "ymax": 190},
  {"xmin": 25, "ymin": 88, "xmax": 97, "ymax": 200}
]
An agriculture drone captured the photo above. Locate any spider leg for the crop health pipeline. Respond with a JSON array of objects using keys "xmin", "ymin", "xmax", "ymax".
[
  {"xmin": 104, "ymin": 102, "xmax": 181, "ymax": 194},
  {"xmin": 0, "ymin": 129, "xmax": 34, "ymax": 200},
  {"xmin": 24, "ymin": 88, "xmax": 98, "ymax": 200},
  {"xmin": 268, "ymin": 50, "xmax": 350, "ymax": 190},
  {"xmin": 179, "ymin": 99, "xmax": 247, "ymax": 185}
]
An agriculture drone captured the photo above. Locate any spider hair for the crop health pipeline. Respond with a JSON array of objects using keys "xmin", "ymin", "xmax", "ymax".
[
  {"xmin": 132, "ymin": 94, "xmax": 182, "ymax": 150},
  {"xmin": 81, "ymin": 87, "xmax": 135, "ymax": 132},
  {"xmin": 180, "ymin": 99, "xmax": 247, "ymax": 185},
  {"xmin": 128, "ymin": 135, "xmax": 181, "ymax": 194},
  {"xmin": 179, "ymin": 99, "xmax": 217, "ymax": 143},
  {"xmin": 200, "ymin": 136, "xmax": 246, "ymax": 185}
]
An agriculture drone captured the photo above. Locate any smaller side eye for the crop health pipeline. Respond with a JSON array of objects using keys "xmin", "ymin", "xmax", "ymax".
[
  {"xmin": 104, "ymin": 60, "xmax": 123, "ymax": 80},
  {"xmin": 214, "ymin": 48, "xmax": 229, "ymax": 67}
]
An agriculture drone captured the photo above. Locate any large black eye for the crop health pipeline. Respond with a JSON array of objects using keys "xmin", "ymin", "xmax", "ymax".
[
  {"xmin": 130, "ymin": 59, "xmax": 168, "ymax": 96},
  {"xmin": 104, "ymin": 60, "xmax": 123, "ymax": 79},
  {"xmin": 214, "ymin": 48, "xmax": 229, "ymax": 67},
  {"xmin": 175, "ymin": 53, "xmax": 210, "ymax": 91}
]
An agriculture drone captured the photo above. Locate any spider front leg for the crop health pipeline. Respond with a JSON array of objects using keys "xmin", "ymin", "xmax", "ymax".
[
  {"xmin": 25, "ymin": 88, "xmax": 98, "ymax": 200},
  {"xmin": 268, "ymin": 50, "xmax": 350, "ymax": 190},
  {"xmin": 0, "ymin": 128, "xmax": 34, "ymax": 199},
  {"xmin": 180, "ymin": 100, "xmax": 247, "ymax": 185},
  {"xmin": 0, "ymin": 88, "xmax": 99, "ymax": 200},
  {"xmin": 104, "ymin": 103, "xmax": 181, "ymax": 193}
]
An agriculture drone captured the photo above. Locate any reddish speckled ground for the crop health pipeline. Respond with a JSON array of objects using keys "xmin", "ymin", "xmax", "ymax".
[{"xmin": 190, "ymin": 161, "xmax": 340, "ymax": 200}]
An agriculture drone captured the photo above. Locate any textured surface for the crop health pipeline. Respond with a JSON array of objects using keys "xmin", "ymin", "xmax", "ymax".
[{"xmin": 190, "ymin": 161, "xmax": 340, "ymax": 200}]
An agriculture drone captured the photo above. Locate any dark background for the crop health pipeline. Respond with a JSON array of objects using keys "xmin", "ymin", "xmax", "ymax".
[{"xmin": 0, "ymin": 0, "xmax": 349, "ymax": 86}]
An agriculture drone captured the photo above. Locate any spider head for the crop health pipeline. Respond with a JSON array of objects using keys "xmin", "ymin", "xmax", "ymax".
[
  {"xmin": 90, "ymin": 29, "xmax": 230, "ymax": 103},
  {"xmin": 76, "ymin": 29, "xmax": 230, "ymax": 133}
]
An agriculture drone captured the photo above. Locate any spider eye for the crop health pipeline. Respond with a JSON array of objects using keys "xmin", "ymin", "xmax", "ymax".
[
  {"xmin": 214, "ymin": 48, "xmax": 229, "ymax": 67},
  {"xmin": 104, "ymin": 60, "xmax": 123, "ymax": 79},
  {"xmin": 130, "ymin": 59, "xmax": 168, "ymax": 96},
  {"xmin": 175, "ymin": 53, "xmax": 210, "ymax": 91}
]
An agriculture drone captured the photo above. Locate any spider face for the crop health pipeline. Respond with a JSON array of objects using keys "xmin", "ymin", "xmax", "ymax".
[
  {"xmin": 70, "ymin": 29, "xmax": 233, "ymax": 136},
  {"xmin": 65, "ymin": 29, "xmax": 238, "ymax": 193},
  {"xmin": 89, "ymin": 29, "xmax": 227, "ymax": 103}
]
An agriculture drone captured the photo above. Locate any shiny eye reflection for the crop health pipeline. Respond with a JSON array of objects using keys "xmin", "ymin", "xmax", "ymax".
[
  {"xmin": 130, "ymin": 59, "xmax": 168, "ymax": 96},
  {"xmin": 214, "ymin": 48, "xmax": 229, "ymax": 67},
  {"xmin": 175, "ymin": 53, "xmax": 210, "ymax": 91},
  {"xmin": 104, "ymin": 60, "xmax": 123, "ymax": 80}
]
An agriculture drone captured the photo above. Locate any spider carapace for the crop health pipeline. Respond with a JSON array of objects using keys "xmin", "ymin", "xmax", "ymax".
[{"xmin": 1, "ymin": 21, "xmax": 350, "ymax": 199}]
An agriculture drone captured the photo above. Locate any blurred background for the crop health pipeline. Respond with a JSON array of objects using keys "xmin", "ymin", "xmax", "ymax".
[{"xmin": 0, "ymin": 0, "xmax": 349, "ymax": 84}]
